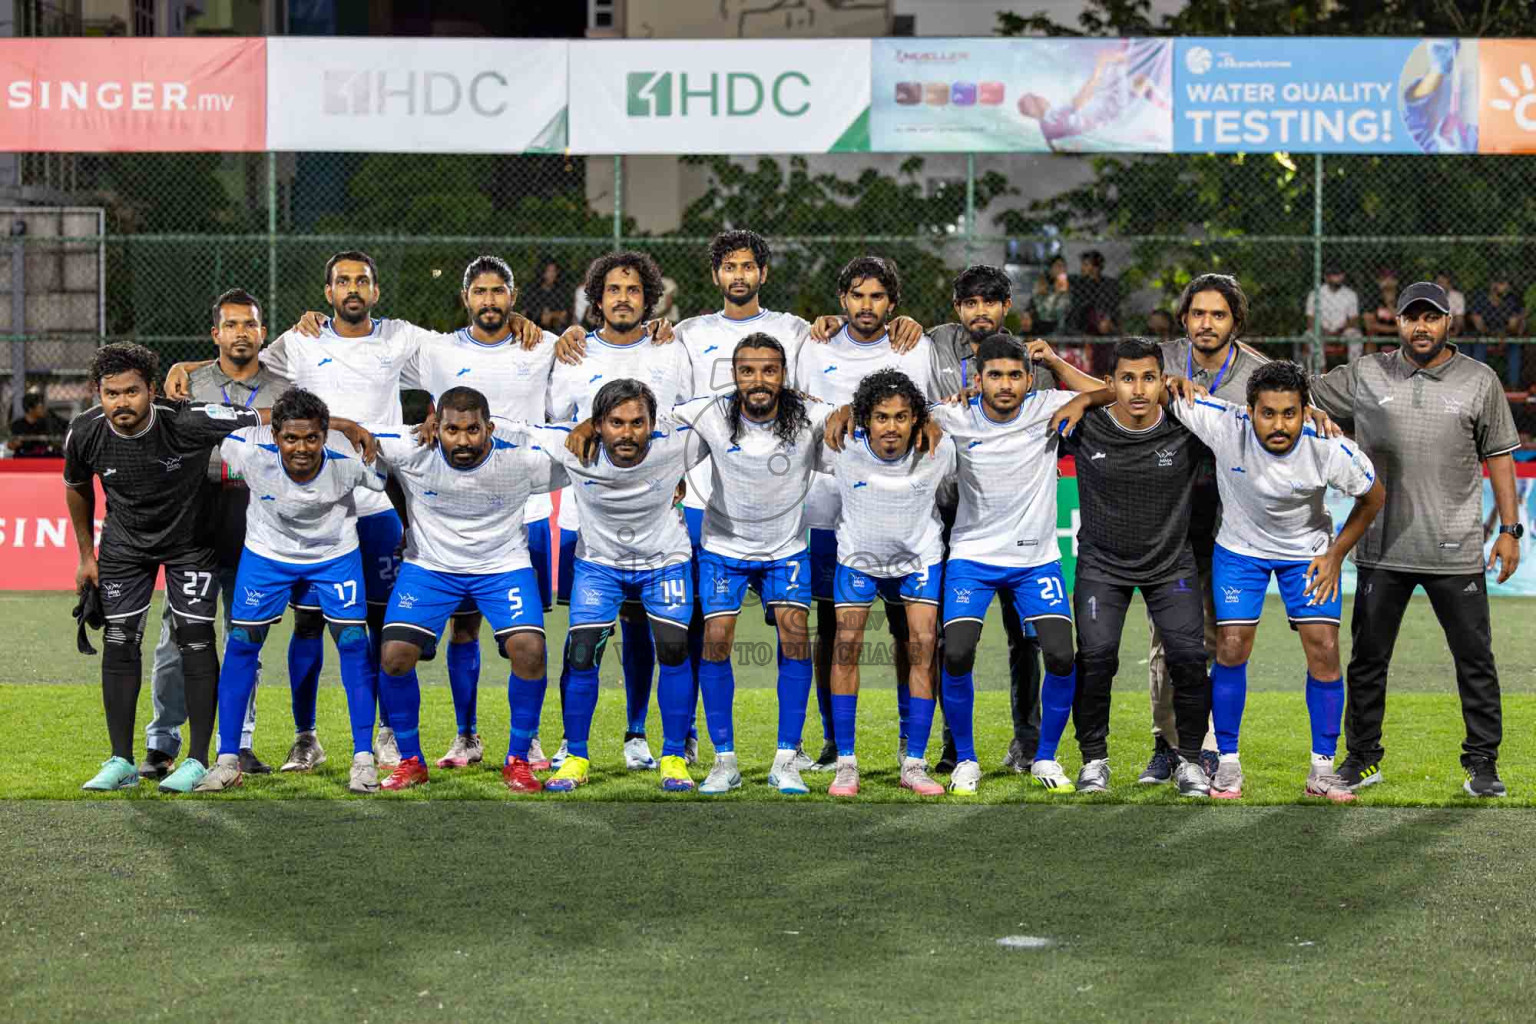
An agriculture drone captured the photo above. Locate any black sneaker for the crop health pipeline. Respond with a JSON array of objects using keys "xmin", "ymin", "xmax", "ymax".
[
  {"xmin": 1463, "ymin": 758, "xmax": 1507, "ymax": 798},
  {"xmin": 1336, "ymin": 755, "xmax": 1382, "ymax": 790},
  {"xmin": 934, "ymin": 740, "xmax": 959, "ymax": 775},
  {"xmin": 138, "ymin": 748, "xmax": 175, "ymax": 780},
  {"xmin": 1137, "ymin": 738, "xmax": 1174, "ymax": 784},
  {"xmin": 1198, "ymin": 749, "xmax": 1220, "ymax": 779},
  {"xmin": 238, "ymin": 747, "xmax": 273, "ymax": 775},
  {"xmin": 1001, "ymin": 737, "xmax": 1032, "ymax": 774}
]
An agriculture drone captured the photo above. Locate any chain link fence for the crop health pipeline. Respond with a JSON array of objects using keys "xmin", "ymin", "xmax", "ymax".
[{"xmin": 3, "ymin": 149, "xmax": 1534, "ymax": 442}]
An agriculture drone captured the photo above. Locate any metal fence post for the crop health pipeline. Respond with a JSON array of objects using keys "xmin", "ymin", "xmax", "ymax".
[
  {"xmin": 965, "ymin": 152, "xmax": 976, "ymax": 266},
  {"xmin": 9, "ymin": 219, "xmax": 24, "ymax": 418},
  {"xmin": 1312, "ymin": 153, "xmax": 1324, "ymax": 374},
  {"xmin": 612, "ymin": 155, "xmax": 623, "ymax": 251},
  {"xmin": 266, "ymin": 151, "xmax": 278, "ymax": 328}
]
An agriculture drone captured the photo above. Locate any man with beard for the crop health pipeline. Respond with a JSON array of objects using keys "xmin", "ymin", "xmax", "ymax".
[
  {"xmin": 547, "ymin": 252, "xmax": 694, "ymax": 773},
  {"xmin": 369, "ymin": 387, "xmax": 568, "ymax": 792},
  {"xmin": 141, "ymin": 289, "xmax": 290, "ymax": 781},
  {"xmin": 1309, "ymin": 281, "xmax": 1522, "ymax": 797}
]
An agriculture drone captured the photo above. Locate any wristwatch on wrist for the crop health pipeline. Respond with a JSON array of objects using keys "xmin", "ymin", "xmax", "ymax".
[{"xmin": 1498, "ymin": 524, "xmax": 1525, "ymax": 540}]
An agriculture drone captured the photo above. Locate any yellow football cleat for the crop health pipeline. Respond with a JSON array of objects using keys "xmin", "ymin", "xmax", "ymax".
[
  {"xmin": 544, "ymin": 755, "xmax": 590, "ymax": 792},
  {"xmin": 659, "ymin": 754, "xmax": 695, "ymax": 792}
]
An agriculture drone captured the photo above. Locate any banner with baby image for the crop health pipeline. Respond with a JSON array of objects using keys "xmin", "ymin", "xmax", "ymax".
[{"xmin": 869, "ymin": 38, "xmax": 1173, "ymax": 153}]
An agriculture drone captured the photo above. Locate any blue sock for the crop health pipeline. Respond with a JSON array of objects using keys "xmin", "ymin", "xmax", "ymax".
[
  {"xmin": 334, "ymin": 626, "xmax": 377, "ymax": 755},
  {"xmin": 896, "ymin": 680, "xmax": 911, "ymax": 740},
  {"xmin": 563, "ymin": 667, "xmax": 600, "ymax": 759},
  {"xmin": 905, "ymin": 696, "xmax": 936, "ymax": 761},
  {"xmin": 1211, "ymin": 662, "xmax": 1248, "ymax": 756},
  {"xmin": 372, "ymin": 628, "xmax": 398, "ymax": 734},
  {"xmin": 698, "ymin": 658, "xmax": 736, "ymax": 754},
  {"xmin": 620, "ymin": 615, "xmax": 654, "ymax": 735},
  {"xmin": 1034, "ymin": 668, "xmax": 1076, "ymax": 762},
  {"xmin": 507, "ymin": 672, "xmax": 546, "ymax": 761},
  {"xmin": 1305, "ymin": 673, "xmax": 1344, "ymax": 758},
  {"xmin": 446, "ymin": 640, "xmax": 480, "ymax": 735},
  {"xmin": 776, "ymin": 656, "xmax": 814, "ymax": 750},
  {"xmin": 217, "ymin": 632, "xmax": 263, "ymax": 756},
  {"xmin": 287, "ymin": 633, "xmax": 322, "ymax": 733},
  {"xmin": 383, "ymin": 668, "xmax": 423, "ymax": 763},
  {"xmin": 940, "ymin": 668, "xmax": 976, "ymax": 763},
  {"xmin": 832, "ymin": 693, "xmax": 858, "ymax": 758},
  {"xmin": 816, "ymin": 683, "xmax": 835, "ymax": 742},
  {"xmin": 656, "ymin": 660, "xmax": 693, "ymax": 758}
]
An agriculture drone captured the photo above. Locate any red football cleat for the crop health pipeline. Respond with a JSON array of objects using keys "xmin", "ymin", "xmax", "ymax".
[
  {"xmin": 502, "ymin": 757, "xmax": 543, "ymax": 793},
  {"xmin": 381, "ymin": 756, "xmax": 429, "ymax": 791}
]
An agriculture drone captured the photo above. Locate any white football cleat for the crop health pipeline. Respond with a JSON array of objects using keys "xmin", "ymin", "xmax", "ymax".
[{"xmin": 624, "ymin": 736, "xmax": 659, "ymax": 771}]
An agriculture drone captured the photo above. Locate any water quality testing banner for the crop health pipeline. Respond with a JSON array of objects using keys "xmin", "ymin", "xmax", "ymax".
[
  {"xmin": 870, "ymin": 38, "xmax": 1172, "ymax": 152},
  {"xmin": 1174, "ymin": 37, "xmax": 1482, "ymax": 153},
  {"xmin": 265, "ymin": 38, "xmax": 568, "ymax": 153},
  {"xmin": 567, "ymin": 39, "xmax": 871, "ymax": 154}
]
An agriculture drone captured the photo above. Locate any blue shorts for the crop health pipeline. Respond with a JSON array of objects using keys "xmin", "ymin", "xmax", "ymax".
[
  {"xmin": 833, "ymin": 561, "xmax": 942, "ymax": 608},
  {"xmin": 810, "ymin": 528, "xmax": 838, "ymax": 603},
  {"xmin": 942, "ymin": 558, "xmax": 1072, "ymax": 628},
  {"xmin": 698, "ymin": 548, "xmax": 811, "ymax": 619},
  {"xmin": 230, "ymin": 548, "xmax": 369, "ymax": 627},
  {"xmin": 356, "ymin": 509, "xmax": 404, "ymax": 606},
  {"xmin": 556, "ymin": 527, "xmax": 578, "ymax": 606},
  {"xmin": 385, "ymin": 562, "xmax": 545, "ymax": 645},
  {"xmin": 568, "ymin": 559, "xmax": 693, "ymax": 630},
  {"xmin": 527, "ymin": 519, "xmax": 553, "ymax": 612},
  {"xmin": 1212, "ymin": 543, "xmax": 1341, "ymax": 627}
]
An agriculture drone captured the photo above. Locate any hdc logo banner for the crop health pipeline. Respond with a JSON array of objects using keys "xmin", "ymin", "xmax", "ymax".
[
  {"xmin": 568, "ymin": 40, "xmax": 871, "ymax": 154},
  {"xmin": 0, "ymin": 38, "xmax": 265, "ymax": 152},
  {"xmin": 1478, "ymin": 41, "xmax": 1536, "ymax": 153},
  {"xmin": 265, "ymin": 38, "xmax": 568, "ymax": 153},
  {"xmin": 1173, "ymin": 37, "xmax": 1480, "ymax": 153}
]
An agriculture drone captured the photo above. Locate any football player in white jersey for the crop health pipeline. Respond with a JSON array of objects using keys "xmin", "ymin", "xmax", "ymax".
[
  {"xmin": 193, "ymin": 388, "xmax": 387, "ymax": 795},
  {"xmin": 546, "ymin": 252, "xmax": 694, "ymax": 773},
  {"xmin": 816, "ymin": 369, "xmax": 955, "ymax": 798},
  {"xmin": 1172, "ymin": 361, "xmax": 1383, "ymax": 802},
  {"xmin": 532, "ymin": 379, "xmax": 706, "ymax": 794},
  {"xmin": 369, "ymin": 386, "xmax": 568, "ymax": 793},
  {"xmin": 794, "ymin": 256, "xmax": 940, "ymax": 771}
]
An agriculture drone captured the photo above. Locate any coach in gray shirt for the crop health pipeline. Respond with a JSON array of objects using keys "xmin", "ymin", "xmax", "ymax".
[
  {"xmin": 1310, "ymin": 281, "xmax": 1522, "ymax": 797},
  {"xmin": 140, "ymin": 288, "xmax": 292, "ymax": 779}
]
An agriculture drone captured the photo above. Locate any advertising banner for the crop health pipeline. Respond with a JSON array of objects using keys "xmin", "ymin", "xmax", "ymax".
[
  {"xmin": 1173, "ymin": 37, "xmax": 1480, "ymax": 153},
  {"xmin": 870, "ymin": 38, "xmax": 1173, "ymax": 153},
  {"xmin": 1477, "ymin": 41, "xmax": 1536, "ymax": 153},
  {"xmin": 266, "ymin": 38, "xmax": 568, "ymax": 153},
  {"xmin": 567, "ymin": 39, "xmax": 870, "ymax": 154},
  {"xmin": 0, "ymin": 38, "xmax": 266, "ymax": 152}
]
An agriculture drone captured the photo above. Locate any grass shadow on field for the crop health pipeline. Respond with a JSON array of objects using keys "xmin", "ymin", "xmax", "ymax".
[{"xmin": 5, "ymin": 800, "xmax": 1523, "ymax": 1020}]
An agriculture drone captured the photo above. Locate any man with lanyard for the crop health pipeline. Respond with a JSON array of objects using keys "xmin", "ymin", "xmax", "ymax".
[
  {"xmin": 1139, "ymin": 273, "xmax": 1268, "ymax": 786},
  {"xmin": 140, "ymin": 289, "xmax": 291, "ymax": 781},
  {"xmin": 1309, "ymin": 281, "xmax": 1522, "ymax": 797}
]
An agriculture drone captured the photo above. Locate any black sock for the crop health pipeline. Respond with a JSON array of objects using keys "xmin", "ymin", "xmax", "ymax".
[
  {"xmin": 180, "ymin": 645, "xmax": 220, "ymax": 768},
  {"xmin": 101, "ymin": 663, "xmax": 142, "ymax": 762}
]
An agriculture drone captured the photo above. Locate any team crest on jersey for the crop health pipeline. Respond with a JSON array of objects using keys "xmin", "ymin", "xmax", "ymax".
[
  {"xmin": 395, "ymin": 592, "xmax": 418, "ymax": 610},
  {"xmin": 515, "ymin": 364, "xmax": 532, "ymax": 379},
  {"xmin": 202, "ymin": 404, "xmax": 237, "ymax": 421},
  {"xmin": 157, "ymin": 456, "xmax": 184, "ymax": 472},
  {"xmin": 375, "ymin": 355, "xmax": 393, "ymax": 368},
  {"xmin": 1221, "ymin": 586, "xmax": 1242, "ymax": 604},
  {"xmin": 1154, "ymin": 447, "xmax": 1177, "ymax": 467},
  {"xmin": 243, "ymin": 587, "xmax": 266, "ymax": 606},
  {"xmin": 1441, "ymin": 395, "xmax": 1463, "ymax": 414}
]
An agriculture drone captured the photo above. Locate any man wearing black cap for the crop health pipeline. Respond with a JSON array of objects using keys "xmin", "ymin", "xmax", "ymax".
[{"xmin": 1309, "ymin": 281, "xmax": 1522, "ymax": 797}]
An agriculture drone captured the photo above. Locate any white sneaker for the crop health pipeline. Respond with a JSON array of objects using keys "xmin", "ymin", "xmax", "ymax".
[
  {"xmin": 549, "ymin": 739, "xmax": 569, "ymax": 771},
  {"xmin": 1076, "ymin": 758, "xmax": 1111, "ymax": 793},
  {"xmin": 949, "ymin": 759, "xmax": 982, "ymax": 795},
  {"xmin": 349, "ymin": 752, "xmax": 379, "ymax": 793},
  {"xmin": 374, "ymin": 727, "xmax": 400, "ymax": 769},
  {"xmin": 193, "ymin": 753, "xmax": 243, "ymax": 793},
  {"xmin": 788, "ymin": 743, "xmax": 816, "ymax": 773},
  {"xmin": 624, "ymin": 736, "xmax": 659, "ymax": 771},
  {"xmin": 1175, "ymin": 759, "xmax": 1212, "ymax": 798},
  {"xmin": 769, "ymin": 749, "xmax": 810, "ymax": 795},
  {"xmin": 699, "ymin": 754, "xmax": 742, "ymax": 795},
  {"xmin": 1030, "ymin": 758, "xmax": 1075, "ymax": 793},
  {"xmin": 436, "ymin": 732, "xmax": 484, "ymax": 769},
  {"xmin": 526, "ymin": 736, "xmax": 550, "ymax": 771}
]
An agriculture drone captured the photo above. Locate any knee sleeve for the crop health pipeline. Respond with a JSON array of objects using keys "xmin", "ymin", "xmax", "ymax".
[
  {"xmin": 941, "ymin": 620, "xmax": 982, "ymax": 677},
  {"xmin": 329, "ymin": 622, "xmax": 369, "ymax": 649},
  {"xmin": 102, "ymin": 619, "xmax": 144, "ymax": 669},
  {"xmin": 566, "ymin": 626, "xmax": 611, "ymax": 673},
  {"xmin": 292, "ymin": 608, "xmax": 325, "ymax": 640},
  {"xmin": 172, "ymin": 620, "xmax": 217, "ymax": 655},
  {"xmin": 1033, "ymin": 618, "xmax": 1076, "ymax": 676},
  {"xmin": 651, "ymin": 621, "xmax": 689, "ymax": 667},
  {"xmin": 228, "ymin": 623, "xmax": 270, "ymax": 646}
]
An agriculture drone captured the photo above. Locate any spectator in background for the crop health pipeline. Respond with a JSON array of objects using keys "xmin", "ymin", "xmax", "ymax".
[
  {"xmin": 1436, "ymin": 271, "xmax": 1467, "ymax": 335},
  {"xmin": 1304, "ymin": 265, "xmax": 1362, "ymax": 363},
  {"xmin": 7, "ymin": 390, "xmax": 69, "ymax": 457},
  {"xmin": 1145, "ymin": 308, "xmax": 1174, "ymax": 341},
  {"xmin": 1069, "ymin": 250, "xmax": 1121, "ymax": 374},
  {"xmin": 1028, "ymin": 259, "xmax": 1072, "ymax": 335},
  {"xmin": 1469, "ymin": 276, "xmax": 1526, "ymax": 389},
  {"xmin": 523, "ymin": 256, "xmax": 571, "ymax": 332},
  {"xmin": 1015, "ymin": 306, "xmax": 1035, "ymax": 336},
  {"xmin": 1362, "ymin": 267, "xmax": 1401, "ymax": 346}
]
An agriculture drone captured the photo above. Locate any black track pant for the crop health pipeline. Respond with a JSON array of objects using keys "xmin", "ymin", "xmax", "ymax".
[
  {"xmin": 1346, "ymin": 566, "xmax": 1502, "ymax": 766},
  {"xmin": 1073, "ymin": 576, "xmax": 1210, "ymax": 762}
]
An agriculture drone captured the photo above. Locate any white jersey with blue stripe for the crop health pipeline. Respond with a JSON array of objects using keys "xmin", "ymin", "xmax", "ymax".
[
  {"xmin": 664, "ymin": 392, "xmax": 832, "ymax": 562},
  {"xmin": 408, "ymin": 326, "xmax": 560, "ymax": 524},
  {"xmin": 793, "ymin": 324, "xmax": 940, "ymax": 531},
  {"xmin": 1173, "ymin": 395, "xmax": 1378, "ymax": 561},
  {"xmin": 929, "ymin": 391, "xmax": 1078, "ymax": 569},
  {"xmin": 673, "ymin": 308, "xmax": 813, "ymax": 512},
  {"xmin": 257, "ymin": 317, "xmax": 432, "ymax": 517},
  {"xmin": 816, "ymin": 433, "xmax": 955, "ymax": 578},
  {"xmin": 523, "ymin": 423, "xmax": 702, "ymax": 571},
  {"xmin": 372, "ymin": 425, "xmax": 567, "ymax": 575},
  {"xmin": 546, "ymin": 331, "xmax": 694, "ymax": 531},
  {"xmin": 219, "ymin": 426, "xmax": 384, "ymax": 564}
]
